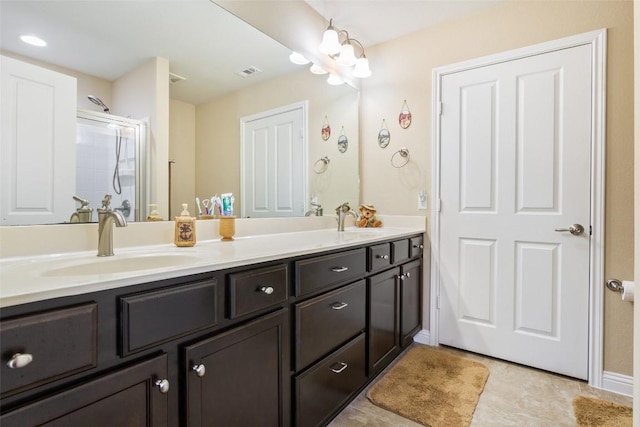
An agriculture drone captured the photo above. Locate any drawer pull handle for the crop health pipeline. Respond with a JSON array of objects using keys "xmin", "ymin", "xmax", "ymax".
[
  {"xmin": 376, "ymin": 254, "xmax": 389, "ymax": 260},
  {"xmin": 155, "ymin": 378, "xmax": 170, "ymax": 394},
  {"xmin": 7, "ymin": 353, "xmax": 33, "ymax": 369},
  {"xmin": 331, "ymin": 266, "xmax": 349, "ymax": 273},
  {"xmin": 259, "ymin": 286, "xmax": 274, "ymax": 295},
  {"xmin": 331, "ymin": 302, "xmax": 349, "ymax": 310},
  {"xmin": 329, "ymin": 362, "xmax": 348, "ymax": 374},
  {"xmin": 192, "ymin": 364, "xmax": 206, "ymax": 378}
]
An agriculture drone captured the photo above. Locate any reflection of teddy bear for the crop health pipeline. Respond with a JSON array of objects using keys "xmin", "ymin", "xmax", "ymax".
[{"xmin": 357, "ymin": 204, "xmax": 382, "ymax": 228}]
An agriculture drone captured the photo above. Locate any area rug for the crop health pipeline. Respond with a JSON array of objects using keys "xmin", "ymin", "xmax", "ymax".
[
  {"xmin": 573, "ymin": 395, "xmax": 632, "ymax": 427},
  {"xmin": 366, "ymin": 346, "xmax": 489, "ymax": 426}
]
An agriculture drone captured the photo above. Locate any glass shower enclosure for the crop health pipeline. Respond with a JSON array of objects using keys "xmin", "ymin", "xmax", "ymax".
[{"xmin": 75, "ymin": 110, "xmax": 147, "ymax": 222}]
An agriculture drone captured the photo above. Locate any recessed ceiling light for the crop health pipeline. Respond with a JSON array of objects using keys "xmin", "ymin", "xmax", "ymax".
[{"xmin": 20, "ymin": 35, "xmax": 47, "ymax": 47}]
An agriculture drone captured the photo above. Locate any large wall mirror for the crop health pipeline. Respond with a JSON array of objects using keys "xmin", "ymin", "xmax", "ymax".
[{"xmin": 0, "ymin": 0, "xmax": 359, "ymax": 225}]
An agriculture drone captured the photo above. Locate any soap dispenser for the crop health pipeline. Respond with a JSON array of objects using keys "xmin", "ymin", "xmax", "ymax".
[
  {"xmin": 146, "ymin": 204, "xmax": 163, "ymax": 221},
  {"xmin": 174, "ymin": 203, "xmax": 196, "ymax": 247}
]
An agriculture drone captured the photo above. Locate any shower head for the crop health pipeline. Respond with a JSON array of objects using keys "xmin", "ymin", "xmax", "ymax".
[{"xmin": 88, "ymin": 95, "xmax": 110, "ymax": 114}]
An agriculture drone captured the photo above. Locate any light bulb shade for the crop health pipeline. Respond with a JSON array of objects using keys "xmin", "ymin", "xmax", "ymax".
[
  {"xmin": 353, "ymin": 57, "xmax": 372, "ymax": 78},
  {"xmin": 336, "ymin": 43, "xmax": 357, "ymax": 66},
  {"xmin": 319, "ymin": 28, "xmax": 341, "ymax": 55},
  {"xmin": 327, "ymin": 74, "xmax": 344, "ymax": 85},
  {"xmin": 289, "ymin": 52, "xmax": 310, "ymax": 65},
  {"xmin": 310, "ymin": 63, "xmax": 328, "ymax": 74}
]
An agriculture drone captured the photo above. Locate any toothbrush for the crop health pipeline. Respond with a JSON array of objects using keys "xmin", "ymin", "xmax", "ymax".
[{"xmin": 195, "ymin": 197, "xmax": 203, "ymax": 215}]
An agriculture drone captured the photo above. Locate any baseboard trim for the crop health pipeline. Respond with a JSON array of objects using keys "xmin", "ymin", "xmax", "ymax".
[
  {"xmin": 601, "ymin": 371, "xmax": 634, "ymax": 397},
  {"xmin": 412, "ymin": 329, "xmax": 431, "ymax": 345}
]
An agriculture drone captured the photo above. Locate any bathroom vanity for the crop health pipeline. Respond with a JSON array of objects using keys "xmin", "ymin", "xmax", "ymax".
[{"xmin": 0, "ymin": 227, "xmax": 424, "ymax": 426}]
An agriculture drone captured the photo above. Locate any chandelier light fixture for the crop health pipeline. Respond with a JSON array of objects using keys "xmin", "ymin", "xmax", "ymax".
[{"xmin": 289, "ymin": 18, "xmax": 372, "ymax": 84}]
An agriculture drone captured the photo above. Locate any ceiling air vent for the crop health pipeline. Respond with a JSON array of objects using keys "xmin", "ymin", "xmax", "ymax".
[
  {"xmin": 235, "ymin": 66, "xmax": 262, "ymax": 78},
  {"xmin": 169, "ymin": 72, "xmax": 186, "ymax": 85}
]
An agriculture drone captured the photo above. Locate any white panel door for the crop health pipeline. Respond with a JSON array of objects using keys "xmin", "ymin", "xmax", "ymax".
[
  {"xmin": 438, "ymin": 44, "xmax": 592, "ymax": 379},
  {"xmin": 241, "ymin": 104, "xmax": 306, "ymax": 218},
  {"xmin": 1, "ymin": 55, "xmax": 77, "ymax": 225}
]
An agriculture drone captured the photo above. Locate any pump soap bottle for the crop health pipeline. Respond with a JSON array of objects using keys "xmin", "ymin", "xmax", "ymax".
[{"xmin": 174, "ymin": 203, "xmax": 196, "ymax": 247}]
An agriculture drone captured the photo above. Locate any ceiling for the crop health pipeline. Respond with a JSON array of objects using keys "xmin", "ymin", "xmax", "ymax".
[
  {"xmin": 303, "ymin": 0, "xmax": 501, "ymax": 48},
  {"xmin": 0, "ymin": 0, "xmax": 500, "ymax": 105}
]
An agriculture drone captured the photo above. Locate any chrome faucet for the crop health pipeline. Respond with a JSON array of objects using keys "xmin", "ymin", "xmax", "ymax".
[
  {"xmin": 335, "ymin": 202, "xmax": 358, "ymax": 231},
  {"xmin": 305, "ymin": 202, "xmax": 323, "ymax": 216},
  {"xmin": 97, "ymin": 194, "xmax": 127, "ymax": 257}
]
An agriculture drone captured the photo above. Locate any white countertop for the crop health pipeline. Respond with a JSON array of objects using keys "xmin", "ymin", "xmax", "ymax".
[{"xmin": 0, "ymin": 227, "xmax": 424, "ymax": 308}]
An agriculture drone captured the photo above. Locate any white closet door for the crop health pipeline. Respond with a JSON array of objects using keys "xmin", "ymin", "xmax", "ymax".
[
  {"xmin": 438, "ymin": 44, "xmax": 592, "ymax": 379},
  {"xmin": 1, "ymin": 55, "xmax": 77, "ymax": 225},
  {"xmin": 241, "ymin": 103, "xmax": 306, "ymax": 218}
]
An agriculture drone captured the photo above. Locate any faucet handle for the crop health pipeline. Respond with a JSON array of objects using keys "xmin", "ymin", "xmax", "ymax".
[{"xmin": 100, "ymin": 194, "xmax": 113, "ymax": 210}]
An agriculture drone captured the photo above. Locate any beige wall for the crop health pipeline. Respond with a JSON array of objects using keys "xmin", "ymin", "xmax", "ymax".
[
  {"xmin": 113, "ymin": 57, "xmax": 170, "ymax": 220},
  {"xmin": 195, "ymin": 68, "xmax": 359, "ymax": 216},
  {"xmin": 169, "ymin": 100, "xmax": 196, "ymax": 218},
  {"xmin": 633, "ymin": 0, "xmax": 639, "ymax": 420},
  {"xmin": 359, "ymin": 0, "xmax": 634, "ymax": 375}
]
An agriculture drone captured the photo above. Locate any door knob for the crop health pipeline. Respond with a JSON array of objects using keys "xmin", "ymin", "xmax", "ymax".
[{"xmin": 554, "ymin": 224, "xmax": 584, "ymax": 236}]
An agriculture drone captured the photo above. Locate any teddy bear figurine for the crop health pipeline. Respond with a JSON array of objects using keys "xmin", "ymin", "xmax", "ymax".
[{"xmin": 357, "ymin": 204, "xmax": 382, "ymax": 228}]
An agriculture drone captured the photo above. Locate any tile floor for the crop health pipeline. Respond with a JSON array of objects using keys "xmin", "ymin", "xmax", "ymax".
[{"xmin": 328, "ymin": 344, "xmax": 633, "ymax": 427}]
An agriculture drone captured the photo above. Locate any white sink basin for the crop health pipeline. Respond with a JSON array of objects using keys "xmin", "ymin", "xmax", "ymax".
[{"xmin": 41, "ymin": 253, "xmax": 202, "ymax": 277}]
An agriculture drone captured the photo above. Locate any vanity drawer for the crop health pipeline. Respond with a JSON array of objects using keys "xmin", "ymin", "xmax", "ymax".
[
  {"xmin": 368, "ymin": 243, "xmax": 391, "ymax": 272},
  {"xmin": 410, "ymin": 235, "xmax": 424, "ymax": 258},
  {"xmin": 295, "ymin": 248, "xmax": 366, "ymax": 296},
  {"xmin": 391, "ymin": 239, "xmax": 410, "ymax": 264},
  {"xmin": 295, "ymin": 333, "xmax": 366, "ymax": 427},
  {"xmin": 120, "ymin": 278, "xmax": 218, "ymax": 356},
  {"xmin": 0, "ymin": 303, "xmax": 98, "ymax": 397},
  {"xmin": 228, "ymin": 263, "xmax": 288, "ymax": 319},
  {"xmin": 295, "ymin": 280, "xmax": 365, "ymax": 371}
]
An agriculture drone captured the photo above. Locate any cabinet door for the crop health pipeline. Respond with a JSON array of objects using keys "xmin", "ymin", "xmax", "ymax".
[
  {"xmin": 367, "ymin": 267, "xmax": 400, "ymax": 376},
  {"xmin": 184, "ymin": 309, "xmax": 289, "ymax": 427},
  {"xmin": 401, "ymin": 259, "xmax": 422, "ymax": 347},
  {"xmin": 0, "ymin": 354, "xmax": 169, "ymax": 427}
]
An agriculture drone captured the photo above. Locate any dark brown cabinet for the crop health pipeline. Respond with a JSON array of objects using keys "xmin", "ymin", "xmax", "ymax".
[
  {"xmin": 184, "ymin": 309, "xmax": 290, "ymax": 427},
  {"xmin": 400, "ymin": 259, "xmax": 422, "ymax": 347},
  {"xmin": 0, "ymin": 354, "xmax": 169, "ymax": 427},
  {"xmin": 1, "ymin": 233, "xmax": 423, "ymax": 427},
  {"xmin": 367, "ymin": 267, "xmax": 401, "ymax": 376}
]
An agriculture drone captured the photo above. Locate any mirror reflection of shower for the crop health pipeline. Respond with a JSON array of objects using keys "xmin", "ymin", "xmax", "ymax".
[
  {"xmin": 76, "ymin": 105, "xmax": 147, "ymax": 222},
  {"xmin": 87, "ymin": 96, "xmax": 123, "ymax": 196}
]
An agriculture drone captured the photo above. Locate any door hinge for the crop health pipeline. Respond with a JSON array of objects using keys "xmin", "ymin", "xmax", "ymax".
[
  {"xmin": 438, "ymin": 101, "xmax": 443, "ymax": 116},
  {"xmin": 589, "ymin": 225, "xmax": 592, "ymax": 236},
  {"xmin": 437, "ymin": 294, "xmax": 441, "ymax": 309},
  {"xmin": 436, "ymin": 198, "xmax": 442, "ymax": 212}
]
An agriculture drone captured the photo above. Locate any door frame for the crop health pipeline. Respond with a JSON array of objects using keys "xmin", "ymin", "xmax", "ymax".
[
  {"xmin": 239, "ymin": 101, "xmax": 308, "ymax": 218},
  {"xmin": 430, "ymin": 29, "xmax": 606, "ymax": 387}
]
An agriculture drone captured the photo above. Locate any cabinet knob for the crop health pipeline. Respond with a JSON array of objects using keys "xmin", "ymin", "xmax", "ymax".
[
  {"xmin": 6, "ymin": 353, "xmax": 33, "ymax": 369},
  {"xmin": 398, "ymin": 274, "xmax": 405, "ymax": 281},
  {"xmin": 405, "ymin": 272, "xmax": 411, "ymax": 278},
  {"xmin": 192, "ymin": 364, "xmax": 206, "ymax": 377},
  {"xmin": 330, "ymin": 301, "xmax": 349, "ymax": 310},
  {"xmin": 376, "ymin": 254, "xmax": 389, "ymax": 260},
  {"xmin": 329, "ymin": 362, "xmax": 348, "ymax": 374},
  {"xmin": 259, "ymin": 286, "xmax": 274, "ymax": 295},
  {"xmin": 331, "ymin": 266, "xmax": 349, "ymax": 273},
  {"xmin": 155, "ymin": 378, "xmax": 170, "ymax": 394},
  {"xmin": 413, "ymin": 244, "xmax": 424, "ymax": 249}
]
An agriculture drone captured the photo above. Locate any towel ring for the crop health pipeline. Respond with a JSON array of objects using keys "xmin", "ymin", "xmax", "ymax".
[
  {"xmin": 313, "ymin": 156, "xmax": 330, "ymax": 174},
  {"xmin": 391, "ymin": 148, "xmax": 410, "ymax": 168}
]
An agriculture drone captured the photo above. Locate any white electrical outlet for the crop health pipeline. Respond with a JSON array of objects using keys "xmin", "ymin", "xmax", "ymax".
[{"xmin": 418, "ymin": 190, "xmax": 427, "ymax": 210}]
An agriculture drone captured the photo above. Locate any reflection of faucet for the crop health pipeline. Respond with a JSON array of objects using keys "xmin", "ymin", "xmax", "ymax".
[
  {"xmin": 97, "ymin": 194, "xmax": 127, "ymax": 257},
  {"xmin": 70, "ymin": 195, "xmax": 93, "ymax": 223},
  {"xmin": 305, "ymin": 202, "xmax": 323, "ymax": 216},
  {"xmin": 335, "ymin": 202, "xmax": 358, "ymax": 231}
]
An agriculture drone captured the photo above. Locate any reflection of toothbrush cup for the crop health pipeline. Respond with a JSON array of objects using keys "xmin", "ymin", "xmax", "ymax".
[
  {"xmin": 221, "ymin": 193, "xmax": 234, "ymax": 216},
  {"xmin": 196, "ymin": 195, "xmax": 223, "ymax": 218}
]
